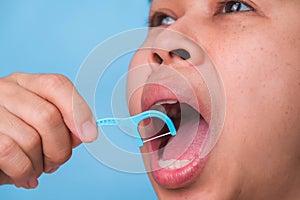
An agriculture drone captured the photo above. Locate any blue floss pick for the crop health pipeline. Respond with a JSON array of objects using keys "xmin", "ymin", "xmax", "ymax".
[{"xmin": 96, "ymin": 110, "xmax": 177, "ymax": 147}]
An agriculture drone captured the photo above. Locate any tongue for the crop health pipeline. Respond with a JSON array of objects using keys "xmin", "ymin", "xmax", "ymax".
[{"xmin": 161, "ymin": 116, "xmax": 208, "ymax": 161}]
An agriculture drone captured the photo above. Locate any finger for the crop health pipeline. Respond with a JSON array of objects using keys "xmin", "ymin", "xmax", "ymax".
[
  {"xmin": 0, "ymin": 82, "xmax": 72, "ymax": 173},
  {"xmin": 0, "ymin": 133, "xmax": 38, "ymax": 189},
  {"xmin": 0, "ymin": 106, "xmax": 43, "ymax": 177},
  {"xmin": 0, "ymin": 170, "xmax": 13, "ymax": 185},
  {"xmin": 11, "ymin": 73, "xmax": 98, "ymax": 143},
  {"xmin": 71, "ymin": 136, "xmax": 82, "ymax": 148}
]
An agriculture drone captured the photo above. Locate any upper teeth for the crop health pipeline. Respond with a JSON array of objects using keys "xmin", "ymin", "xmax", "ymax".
[
  {"xmin": 159, "ymin": 159, "xmax": 192, "ymax": 170},
  {"xmin": 155, "ymin": 100, "xmax": 178, "ymax": 105}
]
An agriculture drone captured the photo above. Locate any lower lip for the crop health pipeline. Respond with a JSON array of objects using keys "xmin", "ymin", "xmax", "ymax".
[{"xmin": 148, "ymin": 120, "xmax": 209, "ymax": 189}]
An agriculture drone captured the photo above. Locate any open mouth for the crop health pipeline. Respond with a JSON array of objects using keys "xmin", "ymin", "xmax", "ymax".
[
  {"xmin": 149, "ymin": 101, "xmax": 202, "ymax": 160},
  {"xmin": 141, "ymin": 86, "xmax": 210, "ymax": 189}
]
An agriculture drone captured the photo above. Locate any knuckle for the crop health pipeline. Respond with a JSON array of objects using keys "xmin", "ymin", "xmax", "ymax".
[
  {"xmin": 47, "ymin": 148, "xmax": 72, "ymax": 166},
  {"xmin": 0, "ymin": 80, "xmax": 16, "ymax": 97},
  {"xmin": 14, "ymin": 159, "xmax": 32, "ymax": 178},
  {"xmin": 56, "ymin": 151, "xmax": 72, "ymax": 164},
  {"xmin": 36, "ymin": 102, "xmax": 61, "ymax": 126},
  {"xmin": 22, "ymin": 129, "xmax": 40, "ymax": 152},
  {"xmin": 40, "ymin": 74, "xmax": 72, "ymax": 90},
  {"xmin": 0, "ymin": 135, "xmax": 32, "ymax": 178},
  {"xmin": 0, "ymin": 135, "xmax": 16, "ymax": 159},
  {"xmin": 0, "ymin": 72, "xmax": 23, "ymax": 85},
  {"xmin": 56, "ymin": 147, "xmax": 72, "ymax": 164},
  {"xmin": 9, "ymin": 72, "xmax": 23, "ymax": 78}
]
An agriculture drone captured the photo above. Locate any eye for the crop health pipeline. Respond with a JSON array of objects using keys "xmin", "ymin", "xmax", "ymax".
[
  {"xmin": 161, "ymin": 16, "xmax": 176, "ymax": 26},
  {"xmin": 149, "ymin": 13, "xmax": 176, "ymax": 27},
  {"xmin": 218, "ymin": 1, "xmax": 254, "ymax": 14}
]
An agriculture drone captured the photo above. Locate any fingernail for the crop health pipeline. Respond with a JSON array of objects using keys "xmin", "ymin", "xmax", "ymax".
[
  {"xmin": 45, "ymin": 166, "xmax": 59, "ymax": 174},
  {"xmin": 81, "ymin": 120, "xmax": 98, "ymax": 142},
  {"xmin": 27, "ymin": 176, "xmax": 38, "ymax": 188}
]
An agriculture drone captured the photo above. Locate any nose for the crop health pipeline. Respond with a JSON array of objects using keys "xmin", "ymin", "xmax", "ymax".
[
  {"xmin": 149, "ymin": 28, "xmax": 205, "ymax": 67},
  {"xmin": 153, "ymin": 48, "xmax": 191, "ymax": 65}
]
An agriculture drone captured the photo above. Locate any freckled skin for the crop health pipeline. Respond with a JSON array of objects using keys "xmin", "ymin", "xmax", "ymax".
[{"xmin": 128, "ymin": 0, "xmax": 300, "ymax": 199}]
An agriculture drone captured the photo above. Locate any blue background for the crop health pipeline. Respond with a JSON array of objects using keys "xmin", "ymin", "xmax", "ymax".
[{"xmin": 0, "ymin": 0, "xmax": 157, "ymax": 199}]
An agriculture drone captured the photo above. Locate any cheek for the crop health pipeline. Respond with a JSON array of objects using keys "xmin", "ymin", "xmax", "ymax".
[{"xmin": 209, "ymin": 27, "xmax": 300, "ymax": 162}]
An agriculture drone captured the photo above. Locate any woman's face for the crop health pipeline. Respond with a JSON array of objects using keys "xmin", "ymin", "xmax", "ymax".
[{"xmin": 127, "ymin": 0, "xmax": 300, "ymax": 199}]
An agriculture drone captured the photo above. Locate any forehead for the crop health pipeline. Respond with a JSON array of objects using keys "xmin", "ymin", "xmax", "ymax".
[
  {"xmin": 149, "ymin": 0, "xmax": 287, "ymax": 4},
  {"xmin": 148, "ymin": 0, "xmax": 294, "ymax": 11}
]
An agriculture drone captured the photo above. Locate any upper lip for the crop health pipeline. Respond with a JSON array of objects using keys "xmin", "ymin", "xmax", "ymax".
[{"xmin": 141, "ymin": 79, "xmax": 210, "ymax": 124}]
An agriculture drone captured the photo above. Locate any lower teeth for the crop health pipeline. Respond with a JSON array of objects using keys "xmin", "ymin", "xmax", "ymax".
[{"xmin": 159, "ymin": 159, "xmax": 192, "ymax": 169}]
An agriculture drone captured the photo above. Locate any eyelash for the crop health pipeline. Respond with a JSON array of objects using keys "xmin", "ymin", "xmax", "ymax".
[{"xmin": 149, "ymin": 0, "xmax": 254, "ymax": 27}]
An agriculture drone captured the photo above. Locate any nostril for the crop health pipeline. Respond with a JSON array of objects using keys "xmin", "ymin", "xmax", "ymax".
[
  {"xmin": 154, "ymin": 53, "xmax": 163, "ymax": 64},
  {"xmin": 170, "ymin": 48, "xmax": 191, "ymax": 60}
]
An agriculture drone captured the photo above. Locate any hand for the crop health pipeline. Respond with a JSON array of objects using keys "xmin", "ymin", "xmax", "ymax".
[{"xmin": 0, "ymin": 73, "xmax": 98, "ymax": 189}]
